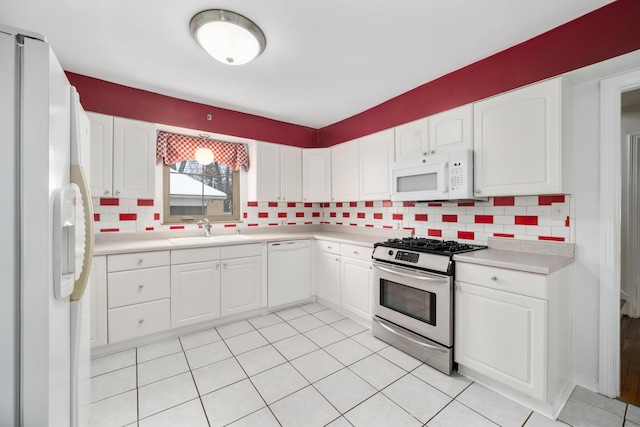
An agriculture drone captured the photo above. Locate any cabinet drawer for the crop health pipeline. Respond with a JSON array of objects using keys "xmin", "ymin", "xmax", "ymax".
[
  {"xmin": 456, "ymin": 262, "xmax": 548, "ymax": 299},
  {"xmin": 108, "ymin": 251, "xmax": 170, "ymax": 272},
  {"xmin": 340, "ymin": 243, "xmax": 372, "ymax": 262},
  {"xmin": 318, "ymin": 240, "xmax": 340, "ymax": 255},
  {"xmin": 108, "ymin": 299, "xmax": 170, "ymax": 343},
  {"xmin": 172, "ymin": 247, "xmax": 221, "ymax": 265},
  {"xmin": 221, "ymin": 243, "xmax": 261, "ymax": 259},
  {"xmin": 107, "ymin": 266, "xmax": 170, "ymax": 308}
]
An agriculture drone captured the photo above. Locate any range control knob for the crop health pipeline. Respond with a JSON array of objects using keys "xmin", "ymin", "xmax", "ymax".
[{"xmin": 388, "ymin": 250, "xmax": 394, "ymax": 256}]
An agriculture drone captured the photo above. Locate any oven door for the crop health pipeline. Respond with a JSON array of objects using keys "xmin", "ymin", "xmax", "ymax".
[{"xmin": 373, "ymin": 262, "xmax": 452, "ymax": 347}]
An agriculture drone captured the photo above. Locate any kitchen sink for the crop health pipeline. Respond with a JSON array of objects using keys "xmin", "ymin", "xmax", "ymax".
[{"xmin": 168, "ymin": 234, "xmax": 252, "ymax": 245}]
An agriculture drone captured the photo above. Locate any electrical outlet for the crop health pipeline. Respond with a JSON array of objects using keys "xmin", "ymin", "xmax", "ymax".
[{"xmin": 551, "ymin": 202, "xmax": 569, "ymax": 220}]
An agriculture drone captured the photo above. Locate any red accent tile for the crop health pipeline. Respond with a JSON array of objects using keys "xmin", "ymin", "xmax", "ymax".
[
  {"xmin": 247, "ymin": 201, "xmax": 258, "ymax": 207},
  {"xmin": 243, "ymin": 212, "xmax": 248, "ymax": 219},
  {"xmin": 365, "ymin": 224, "xmax": 374, "ymax": 228},
  {"xmin": 443, "ymin": 214, "xmax": 458, "ymax": 223},
  {"xmin": 565, "ymin": 216, "xmax": 570, "ymax": 227},
  {"xmin": 343, "ymin": 212, "xmax": 350, "ymax": 218},
  {"xmin": 415, "ymin": 214, "xmax": 428, "ymax": 221},
  {"xmin": 170, "ymin": 225, "xmax": 185, "ymax": 230},
  {"xmin": 458, "ymin": 201, "xmax": 474, "ymax": 207},
  {"xmin": 287, "ymin": 202, "xmax": 296, "ymax": 208},
  {"xmin": 494, "ymin": 196, "xmax": 515, "ymax": 206},
  {"xmin": 515, "ymin": 215, "xmax": 538, "ymax": 226},
  {"xmin": 336, "ymin": 202, "xmax": 343, "ymax": 208},
  {"xmin": 404, "ymin": 227, "xmax": 415, "ymax": 234},
  {"xmin": 475, "ymin": 215, "xmax": 494, "ymax": 224},
  {"xmin": 350, "ymin": 223, "xmax": 358, "ymax": 227},
  {"xmin": 119, "ymin": 213, "xmax": 137, "ymax": 221},
  {"xmin": 94, "ymin": 213, "xmax": 100, "ymax": 221},
  {"xmin": 330, "ymin": 212, "xmax": 337, "ymax": 218},
  {"xmin": 100, "ymin": 198, "xmax": 119, "ymax": 206},
  {"xmin": 154, "ymin": 213, "xmax": 160, "ymax": 220},
  {"xmin": 312, "ymin": 212, "xmax": 320, "ymax": 217},
  {"xmin": 296, "ymin": 212, "xmax": 305, "ymax": 218},
  {"xmin": 304, "ymin": 221, "xmax": 313, "ymax": 225},
  {"xmin": 428, "ymin": 229, "xmax": 442, "ymax": 237},
  {"xmin": 392, "ymin": 213, "xmax": 403, "ymax": 221},
  {"xmin": 248, "ymin": 223, "xmax": 259, "ymax": 227},
  {"xmin": 278, "ymin": 212, "xmax": 287, "ymax": 218},
  {"xmin": 538, "ymin": 195, "xmax": 565, "ymax": 206},
  {"xmin": 288, "ymin": 222, "xmax": 297, "ymax": 225},
  {"xmin": 145, "ymin": 227, "xmax": 154, "ymax": 231},
  {"xmin": 374, "ymin": 213, "xmax": 383, "ymax": 220},
  {"xmin": 268, "ymin": 202, "xmax": 278, "ymax": 207},
  {"xmin": 383, "ymin": 225, "xmax": 393, "ymax": 229},
  {"xmin": 403, "ymin": 202, "xmax": 415, "ymax": 207},
  {"xmin": 428, "ymin": 202, "xmax": 442, "ymax": 207},
  {"xmin": 365, "ymin": 201, "xmax": 374, "ymax": 207},
  {"xmin": 137, "ymin": 199, "xmax": 154, "ymax": 206},
  {"xmin": 494, "ymin": 233, "xmax": 515, "ymax": 238},
  {"xmin": 336, "ymin": 222, "xmax": 343, "ymax": 225},
  {"xmin": 304, "ymin": 203, "xmax": 313, "ymax": 208},
  {"xmin": 258, "ymin": 212, "xmax": 269, "ymax": 218},
  {"xmin": 100, "ymin": 228, "xmax": 119, "ymax": 232},
  {"xmin": 357, "ymin": 213, "xmax": 365, "ymax": 219},
  {"xmin": 350, "ymin": 202, "xmax": 358, "ymax": 207},
  {"xmin": 224, "ymin": 224, "xmax": 237, "ymax": 228},
  {"xmin": 323, "ymin": 203, "xmax": 330, "ymax": 208},
  {"xmin": 458, "ymin": 231, "xmax": 475, "ymax": 240},
  {"xmin": 539, "ymin": 236, "xmax": 565, "ymax": 242},
  {"xmin": 269, "ymin": 223, "xmax": 279, "ymax": 226},
  {"xmin": 382, "ymin": 200, "xmax": 393, "ymax": 207}
]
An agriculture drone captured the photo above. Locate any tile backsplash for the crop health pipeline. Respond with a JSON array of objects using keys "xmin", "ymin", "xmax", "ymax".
[{"xmin": 92, "ymin": 194, "xmax": 574, "ymax": 244}]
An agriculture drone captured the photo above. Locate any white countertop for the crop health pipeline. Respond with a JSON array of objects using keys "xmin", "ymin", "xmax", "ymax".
[{"xmin": 453, "ymin": 237, "xmax": 574, "ymax": 274}]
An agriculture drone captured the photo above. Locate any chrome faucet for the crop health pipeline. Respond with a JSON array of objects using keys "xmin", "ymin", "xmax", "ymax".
[{"xmin": 197, "ymin": 218, "xmax": 212, "ymax": 237}]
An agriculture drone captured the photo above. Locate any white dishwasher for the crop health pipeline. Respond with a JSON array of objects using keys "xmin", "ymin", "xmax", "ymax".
[{"xmin": 268, "ymin": 240, "xmax": 312, "ymax": 307}]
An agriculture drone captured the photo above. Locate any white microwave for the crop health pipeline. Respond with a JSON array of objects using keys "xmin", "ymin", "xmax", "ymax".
[{"xmin": 391, "ymin": 150, "xmax": 474, "ymax": 201}]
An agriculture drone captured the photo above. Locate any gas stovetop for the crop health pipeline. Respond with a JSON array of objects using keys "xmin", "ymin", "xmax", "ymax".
[{"xmin": 372, "ymin": 238, "xmax": 487, "ymax": 274}]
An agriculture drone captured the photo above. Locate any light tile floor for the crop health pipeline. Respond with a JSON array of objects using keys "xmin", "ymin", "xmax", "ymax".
[{"xmin": 90, "ymin": 303, "xmax": 639, "ymax": 426}]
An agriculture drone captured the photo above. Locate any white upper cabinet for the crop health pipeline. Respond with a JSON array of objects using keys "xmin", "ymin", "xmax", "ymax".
[
  {"xmin": 395, "ymin": 104, "xmax": 472, "ymax": 162},
  {"xmin": 359, "ymin": 129, "xmax": 394, "ymax": 200},
  {"xmin": 473, "ymin": 77, "xmax": 571, "ymax": 197},
  {"xmin": 302, "ymin": 148, "xmax": 331, "ymax": 202},
  {"xmin": 331, "ymin": 139, "xmax": 359, "ymax": 202},
  {"xmin": 247, "ymin": 142, "xmax": 302, "ymax": 202},
  {"xmin": 88, "ymin": 113, "xmax": 156, "ymax": 199}
]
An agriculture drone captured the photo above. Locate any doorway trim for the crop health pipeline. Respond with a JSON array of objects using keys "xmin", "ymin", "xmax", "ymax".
[{"xmin": 599, "ymin": 69, "xmax": 640, "ymax": 398}]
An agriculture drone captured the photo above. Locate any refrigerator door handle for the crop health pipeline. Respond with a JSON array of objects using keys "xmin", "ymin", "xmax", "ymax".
[{"xmin": 70, "ymin": 164, "xmax": 93, "ymax": 301}]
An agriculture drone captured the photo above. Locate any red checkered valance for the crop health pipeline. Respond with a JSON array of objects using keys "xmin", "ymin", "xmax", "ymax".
[{"xmin": 156, "ymin": 131, "xmax": 249, "ymax": 171}]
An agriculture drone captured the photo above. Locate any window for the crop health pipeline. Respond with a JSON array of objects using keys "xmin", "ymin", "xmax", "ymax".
[{"xmin": 163, "ymin": 160, "xmax": 240, "ymax": 223}]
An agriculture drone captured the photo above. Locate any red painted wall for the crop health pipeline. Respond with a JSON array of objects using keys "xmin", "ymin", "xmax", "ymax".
[
  {"xmin": 66, "ymin": 72, "xmax": 319, "ymax": 148},
  {"xmin": 68, "ymin": 0, "xmax": 640, "ymax": 148}
]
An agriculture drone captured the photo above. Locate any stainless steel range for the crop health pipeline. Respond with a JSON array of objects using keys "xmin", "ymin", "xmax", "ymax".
[{"xmin": 371, "ymin": 237, "xmax": 486, "ymax": 375}]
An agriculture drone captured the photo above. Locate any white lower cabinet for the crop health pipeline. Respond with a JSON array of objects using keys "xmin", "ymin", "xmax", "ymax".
[
  {"xmin": 171, "ymin": 261, "xmax": 221, "ymax": 328},
  {"xmin": 108, "ymin": 300, "xmax": 171, "ymax": 343},
  {"xmin": 454, "ymin": 261, "xmax": 572, "ymax": 413},
  {"xmin": 340, "ymin": 256, "xmax": 372, "ymax": 320},
  {"xmin": 89, "ymin": 256, "xmax": 107, "ymax": 348},
  {"xmin": 221, "ymin": 256, "xmax": 262, "ymax": 317},
  {"xmin": 318, "ymin": 251, "xmax": 342, "ymax": 306}
]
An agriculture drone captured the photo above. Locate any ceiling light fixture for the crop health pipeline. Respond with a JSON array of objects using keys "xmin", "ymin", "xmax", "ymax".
[{"xmin": 190, "ymin": 9, "xmax": 266, "ymax": 66}]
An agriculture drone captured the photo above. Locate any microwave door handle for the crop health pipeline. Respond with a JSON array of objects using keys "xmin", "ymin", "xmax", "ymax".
[{"xmin": 373, "ymin": 264, "xmax": 447, "ymax": 283}]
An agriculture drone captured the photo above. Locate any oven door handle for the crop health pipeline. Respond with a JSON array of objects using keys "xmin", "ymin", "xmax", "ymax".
[
  {"xmin": 373, "ymin": 263, "xmax": 447, "ymax": 283},
  {"xmin": 373, "ymin": 317, "xmax": 447, "ymax": 354}
]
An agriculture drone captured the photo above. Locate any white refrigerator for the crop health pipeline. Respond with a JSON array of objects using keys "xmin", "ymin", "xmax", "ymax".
[{"xmin": 0, "ymin": 25, "xmax": 94, "ymax": 426}]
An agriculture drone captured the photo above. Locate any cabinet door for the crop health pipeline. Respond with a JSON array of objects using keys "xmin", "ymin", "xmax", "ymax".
[
  {"xmin": 395, "ymin": 116, "xmax": 429, "ymax": 162},
  {"xmin": 302, "ymin": 148, "xmax": 332, "ymax": 202},
  {"xmin": 429, "ymin": 104, "xmax": 473, "ymax": 153},
  {"xmin": 359, "ymin": 129, "xmax": 394, "ymax": 201},
  {"xmin": 170, "ymin": 261, "xmax": 221, "ymax": 328},
  {"xmin": 112, "ymin": 117, "xmax": 156, "ymax": 199},
  {"xmin": 455, "ymin": 281, "xmax": 547, "ymax": 400},
  {"xmin": 89, "ymin": 256, "xmax": 107, "ymax": 348},
  {"xmin": 473, "ymin": 78, "xmax": 563, "ymax": 197},
  {"xmin": 250, "ymin": 142, "xmax": 280, "ymax": 202},
  {"xmin": 87, "ymin": 113, "xmax": 113, "ymax": 197},
  {"xmin": 341, "ymin": 257, "xmax": 372, "ymax": 319},
  {"xmin": 331, "ymin": 140, "xmax": 359, "ymax": 202},
  {"xmin": 318, "ymin": 251, "xmax": 341, "ymax": 306},
  {"xmin": 221, "ymin": 256, "xmax": 262, "ymax": 317},
  {"xmin": 280, "ymin": 145, "xmax": 302, "ymax": 202}
]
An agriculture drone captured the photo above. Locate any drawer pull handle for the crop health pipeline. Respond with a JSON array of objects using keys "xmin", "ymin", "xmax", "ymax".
[
  {"xmin": 138, "ymin": 319, "xmax": 144, "ymax": 324},
  {"xmin": 137, "ymin": 259, "xmax": 144, "ymax": 265},
  {"xmin": 138, "ymin": 284, "xmax": 144, "ymax": 291},
  {"xmin": 223, "ymin": 263, "xmax": 227, "ymax": 268},
  {"xmin": 456, "ymin": 285, "xmax": 461, "ymax": 291},
  {"xmin": 354, "ymin": 251, "xmax": 359, "ymax": 255},
  {"xmin": 216, "ymin": 263, "xmax": 220, "ymax": 269},
  {"xmin": 491, "ymin": 276, "xmax": 498, "ymax": 281},
  {"xmin": 327, "ymin": 246, "xmax": 332, "ymax": 250},
  {"xmin": 335, "ymin": 258, "xmax": 340, "ymax": 262}
]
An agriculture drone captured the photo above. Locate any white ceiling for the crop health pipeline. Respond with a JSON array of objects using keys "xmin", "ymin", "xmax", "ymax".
[{"xmin": 0, "ymin": 0, "xmax": 615, "ymax": 128}]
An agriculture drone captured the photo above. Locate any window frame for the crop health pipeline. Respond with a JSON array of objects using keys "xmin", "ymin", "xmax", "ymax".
[{"xmin": 162, "ymin": 162, "xmax": 240, "ymax": 224}]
